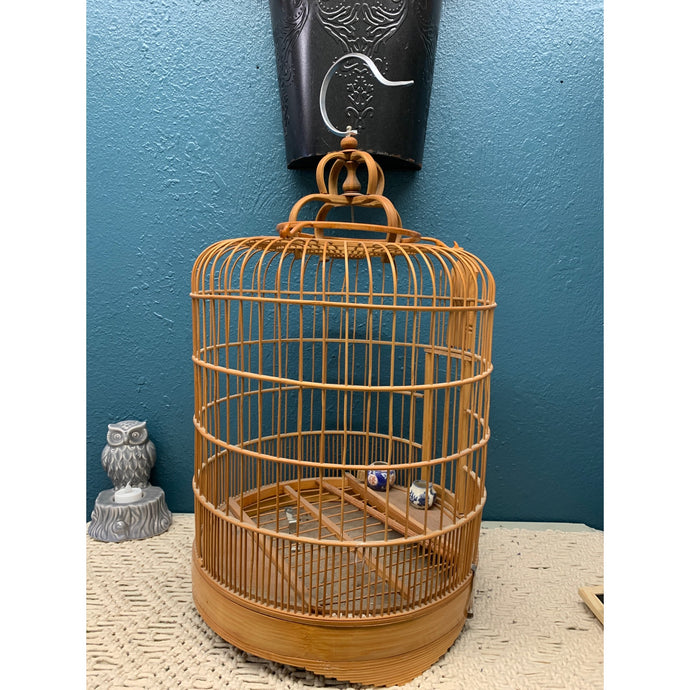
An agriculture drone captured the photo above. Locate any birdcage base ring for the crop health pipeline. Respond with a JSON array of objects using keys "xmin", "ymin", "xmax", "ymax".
[{"xmin": 191, "ymin": 542, "xmax": 473, "ymax": 687}]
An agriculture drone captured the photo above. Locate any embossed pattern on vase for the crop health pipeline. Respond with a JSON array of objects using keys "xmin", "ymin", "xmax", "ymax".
[{"xmin": 317, "ymin": 1, "xmax": 408, "ymax": 132}]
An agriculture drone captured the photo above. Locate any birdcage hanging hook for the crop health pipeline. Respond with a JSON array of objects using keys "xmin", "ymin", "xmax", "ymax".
[{"xmin": 319, "ymin": 52, "xmax": 414, "ymax": 138}]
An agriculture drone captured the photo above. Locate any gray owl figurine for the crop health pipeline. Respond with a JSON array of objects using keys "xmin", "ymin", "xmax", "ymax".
[{"xmin": 101, "ymin": 420, "xmax": 156, "ymax": 490}]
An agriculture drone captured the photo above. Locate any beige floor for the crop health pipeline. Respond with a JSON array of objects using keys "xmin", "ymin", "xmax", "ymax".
[{"xmin": 87, "ymin": 514, "xmax": 603, "ymax": 689}]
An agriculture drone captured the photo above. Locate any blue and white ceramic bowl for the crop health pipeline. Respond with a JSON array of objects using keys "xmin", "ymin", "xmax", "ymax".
[
  {"xmin": 367, "ymin": 462, "xmax": 396, "ymax": 491},
  {"xmin": 408, "ymin": 480, "xmax": 437, "ymax": 509}
]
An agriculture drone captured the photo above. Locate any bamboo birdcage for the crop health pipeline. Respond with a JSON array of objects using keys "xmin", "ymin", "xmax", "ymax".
[{"xmin": 190, "ymin": 134, "xmax": 496, "ymax": 687}]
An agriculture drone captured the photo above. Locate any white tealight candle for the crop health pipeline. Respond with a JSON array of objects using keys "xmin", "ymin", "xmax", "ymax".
[{"xmin": 113, "ymin": 485, "xmax": 143, "ymax": 504}]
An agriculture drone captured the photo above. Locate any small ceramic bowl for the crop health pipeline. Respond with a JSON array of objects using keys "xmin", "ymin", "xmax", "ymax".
[
  {"xmin": 408, "ymin": 480, "xmax": 437, "ymax": 509},
  {"xmin": 367, "ymin": 462, "xmax": 396, "ymax": 491}
]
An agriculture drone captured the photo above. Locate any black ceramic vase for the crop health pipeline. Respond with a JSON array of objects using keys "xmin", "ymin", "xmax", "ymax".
[{"xmin": 269, "ymin": 0, "xmax": 442, "ymax": 170}]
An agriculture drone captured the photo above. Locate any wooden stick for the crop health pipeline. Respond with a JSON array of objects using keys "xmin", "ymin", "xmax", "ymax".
[
  {"xmin": 342, "ymin": 474, "xmax": 459, "ymax": 566},
  {"xmin": 226, "ymin": 496, "xmax": 318, "ymax": 613},
  {"xmin": 345, "ymin": 474, "xmax": 428, "ymax": 536},
  {"xmin": 321, "ymin": 479, "xmax": 410, "ymax": 538},
  {"xmin": 283, "ymin": 484, "xmax": 411, "ymax": 603},
  {"xmin": 421, "ymin": 349, "xmax": 435, "ymax": 484}
]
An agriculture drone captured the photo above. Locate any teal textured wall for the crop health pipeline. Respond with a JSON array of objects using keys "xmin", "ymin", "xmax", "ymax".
[{"xmin": 87, "ymin": 1, "xmax": 603, "ymax": 528}]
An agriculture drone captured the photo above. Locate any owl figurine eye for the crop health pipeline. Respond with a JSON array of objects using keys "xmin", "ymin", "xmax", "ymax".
[
  {"xmin": 127, "ymin": 422, "xmax": 148, "ymax": 445},
  {"xmin": 106, "ymin": 426, "xmax": 125, "ymax": 446}
]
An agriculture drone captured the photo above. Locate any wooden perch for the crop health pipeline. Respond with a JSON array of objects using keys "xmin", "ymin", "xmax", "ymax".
[
  {"xmin": 284, "ymin": 484, "xmax": 411, "ymax": 602},
  {"xmin": 226, "ymin": 496, "xmax": 319, "ymax": 614}
]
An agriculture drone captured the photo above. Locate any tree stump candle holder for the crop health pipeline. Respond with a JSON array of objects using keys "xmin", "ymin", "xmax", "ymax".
[{"xmin": 88, "ymin": 486, "xmax": 172, "ymax": 542}]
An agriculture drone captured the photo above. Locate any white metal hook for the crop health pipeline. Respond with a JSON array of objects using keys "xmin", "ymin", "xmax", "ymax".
[{"xmin": 319, "ymin": 52, "xmax": 414, "ymax": 137}]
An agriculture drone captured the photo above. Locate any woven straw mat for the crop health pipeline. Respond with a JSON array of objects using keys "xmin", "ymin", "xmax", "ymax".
[{"xmin": 87, "ymin": 514, "xmax": 603, "ymax": 689}]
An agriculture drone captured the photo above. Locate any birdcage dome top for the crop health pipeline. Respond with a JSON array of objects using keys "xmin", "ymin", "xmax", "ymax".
[{"xmin": 193, "ymin": 135, "xmax": 495, "ymax": 309}]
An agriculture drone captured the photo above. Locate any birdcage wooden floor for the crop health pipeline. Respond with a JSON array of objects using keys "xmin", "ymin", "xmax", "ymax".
[{"xmin": 192, "ymin": 474, "xmax": 479, "ymax": 685}]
